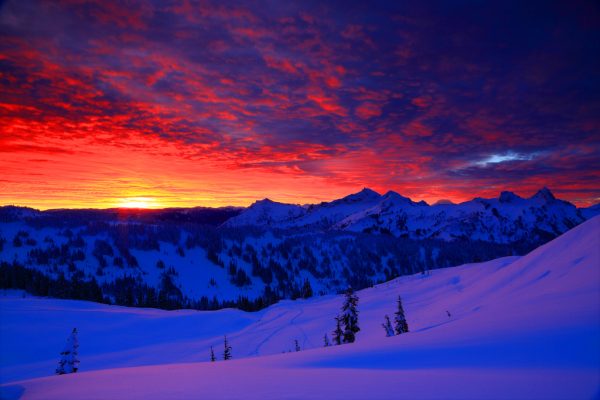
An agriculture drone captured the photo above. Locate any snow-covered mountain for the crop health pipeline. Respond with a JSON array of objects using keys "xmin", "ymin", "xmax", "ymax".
[
  {"xmin": 222, "ymin": 188, "xmax": 383, "ymax": 228},
  {"xmin": 336, "ymin": 188, "xmax": 586, "ymax": 243},
  {"xmin": 1, "ymin": 216, "xmax": 598, "ymax": 399},
  {"xmin": 582, "ymin": 202, "xmax": 600, "ymax": 219},
  {"xmin": 0, "ymin": 188, "xmax": 596, "ymax": 310},
  {"xmin": 222, "ymin": 198, "xmax": 305, "ymax": 227},
  {"xmin": 227, "ymin": 187, "xmax": 591, "ymax": 243},
  {"xmin": 291, "ymin": 187, "xmax": 384, "ymax": 228}
]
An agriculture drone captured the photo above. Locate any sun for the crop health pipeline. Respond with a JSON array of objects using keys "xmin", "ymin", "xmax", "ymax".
[{"xmin": 115, "ymin": 197, "xmax": 159, "ymax": 209}]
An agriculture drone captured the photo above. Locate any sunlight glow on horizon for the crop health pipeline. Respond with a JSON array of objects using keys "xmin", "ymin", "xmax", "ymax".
[
  {"xmin": 1, "ymin": 1, "xmax": 598, "ymax": 210},
  {"xmin": 114, "ymin": 197, "xmax": 161, "ymax": 209}
]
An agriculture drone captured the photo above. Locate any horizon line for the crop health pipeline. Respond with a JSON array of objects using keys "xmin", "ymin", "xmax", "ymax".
[{"xmin": 2, "ymin": 186, "xmax": 596, "ymax": 211}]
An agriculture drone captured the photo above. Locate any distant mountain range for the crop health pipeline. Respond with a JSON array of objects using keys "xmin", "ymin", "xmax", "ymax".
[
  {"xmin": 0, "ymin": 188, "xmax": 598, "ymax": 310},
  {"xmin": 224, "ymin": 187, "xmax": 598, "ymax": 243},
  {"xmin": 0, "ymin": 205, "xmax": 242, "ymax": 226}
]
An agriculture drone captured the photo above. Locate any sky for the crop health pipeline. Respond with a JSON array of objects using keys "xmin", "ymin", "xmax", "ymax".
[{"xmin": 0, "ymin": 0, "xmax": 599, "ymax": 209}]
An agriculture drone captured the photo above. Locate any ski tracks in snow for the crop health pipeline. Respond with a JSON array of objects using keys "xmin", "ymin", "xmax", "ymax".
[{"xmin": 251, "ymin": 306, "xmax": 310, "ymax": 355}]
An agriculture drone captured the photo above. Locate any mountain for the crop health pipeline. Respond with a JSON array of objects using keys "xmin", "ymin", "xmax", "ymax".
[
  {"xmin": 581, "ymin": 202, "xmax": 600, "ymax": 219},
  {"xmin": 222, "ymin": 188, "xmax": 383, "ymax": 228},
  {"xmin": 227, "ymin": 187, "xmax": 587, "ymax": 243},
  {"xmin": 0, "ymin": 188, "xmax": 593, "ymax": 310},
  {"xmin": 336, "ymin": 188, "xmax": 584, "ymax": 243},
  {"xmin": 222, "ymin": 198, "xmax": 305, "ymax": 227},
  {"xmin": 286, "ymin": 187, "xmax": 384, "ymax": 229},
  {"xmin": 2, "ymin": 216, "xmax": 598, "ymax": 399},
  {"xmin": 0, "ymin": 206, "xmax": 243, "ymax": 226}
]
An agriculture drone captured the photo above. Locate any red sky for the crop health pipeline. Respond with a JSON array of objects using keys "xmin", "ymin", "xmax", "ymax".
[{"xmin": 1, "ymin": 0, "xmax": 599, "ymax": 209}]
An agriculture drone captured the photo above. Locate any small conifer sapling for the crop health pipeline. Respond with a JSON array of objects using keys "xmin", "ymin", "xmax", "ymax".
[
  {"xmin": 223, "ymin": 335, "xmax": 232, "ymax": 360},
  {"xmin": 56, "ymin": 328, "xmax": 79, "ymax": 375},
  {"xmin": 332, "ymin": 316, "xmax": 343, "ymax": 345},
  {"xmin": 341, "ymin": 286, "xmax": 360, "ymax": 343},
  {"xmin": 394, "ymin": 295, "xmax": 409, "ymax": 334},
  {"xmin": 382, "ymin": 315, "xmax": 395, "ymax": 337}
]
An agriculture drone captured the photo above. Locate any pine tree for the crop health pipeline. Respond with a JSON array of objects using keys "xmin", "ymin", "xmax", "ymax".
[
  {"xmin": 301, "ymin": 279, "xmax": 313, "ymax": 298},
  {"xmin": 56, "ymin": 328, "xmax": 79, "ymax": 375},
  {"xmin": 382, "ymin": 315, "xmax": 395, "ymax": 337},
  {"xmin": 223, "ymin": 335, "xmax": 232, "ymax": 360},
  {"xmin": 332, "ymin": 316, "xmax": 343, "ymax": 345},
  {"xmin": 323, "ymin": 333, "xmax": 331, "ymax": 347},
  {"xmin": 394, "ymin": 295, "xmax": 409, "ymax": 334},
  {"xmin": 341, "ymin": 286, "xmax": 360, "ymax": 343},
  {"xmin": 210, "ymin": 346, "xmax": 216, "ymax": 362},
  {"xmin": 294, "ymin": 339, "xmax": 300, "ymax": 352}
]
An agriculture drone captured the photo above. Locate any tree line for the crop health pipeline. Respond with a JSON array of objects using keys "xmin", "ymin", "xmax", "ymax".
[{"xmin": 0, "ymin": 261, "xmax": 280, "ymax": 312}]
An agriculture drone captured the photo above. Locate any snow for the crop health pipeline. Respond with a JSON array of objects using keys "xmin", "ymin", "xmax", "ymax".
[
  {"xmin": 337, "ymin": 188, "xmax": 584, "ymax": 242},
  {"xmin": 223, "ymin": 188, "xmax": 384, "ymax": 229},
  {"xmin": 225, "ymin": 187, "xmax": 588, "ymax": 243},
  {"xmin": 0, "ymin": 221, "xmax": 264, "ymax": 302},
  {"xmin": 0, "ymin": 188, "xmax": 594, "ymax": 305},
  {"xmin": 582, "ymin": 203, "xmax": 600, "ymax": 219},
  {"xmin": 222, "ymin": 198, "xmax": 305, "ymax": 227},
  {"xmin": 294, "ymin": 188, "xmax": 383, "ymax": 228},
  {"xmin": 1, "ymin": 216, "xmax": 599, "ymax": 399}
]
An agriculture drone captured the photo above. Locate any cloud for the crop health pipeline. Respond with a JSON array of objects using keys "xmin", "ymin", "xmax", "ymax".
[
  {"xmin": 473, "ymin": 152, "xmax": 538, "ymax": 166},
  {"xmin": 0, "ymin": 0, "xmax": 598, "ymax": 208},
  {"xmin": 355, "ymin": 102, "xmax": 382, "ymax": 119}
]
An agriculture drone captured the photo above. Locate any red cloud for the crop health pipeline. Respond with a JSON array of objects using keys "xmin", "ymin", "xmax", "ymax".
[
  {"xmin": 355, "ymin": 102, "xmax": 382, "ymax": 119},
  {"xmin": 0, "ymin": 0, "xmax": 597, "ymax": 209},
  {"xmin": 264, "ymin": 56, "xmax": 300, "ymax": 75},
  {"xmin": 306, "ymin": 90, "xmax": 347, "ymax": 117},
  {"xmin": 411, "ymin": 97, "xmax": 431, "ymax": 108}
]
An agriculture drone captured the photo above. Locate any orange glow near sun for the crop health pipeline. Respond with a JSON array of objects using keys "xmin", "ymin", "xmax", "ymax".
[
  {"xmin": 0, "ymin": 1, "xmax": 598, "ymax": 210},
  {"xmin": 115, "ymin": 197, "xmax": 160, "ymax": 209}
]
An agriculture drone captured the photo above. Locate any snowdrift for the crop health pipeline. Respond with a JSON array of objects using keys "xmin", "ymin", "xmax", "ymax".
[{"xmin": 1, "ymin": 216, "xmax": 598, "ymax": 399}]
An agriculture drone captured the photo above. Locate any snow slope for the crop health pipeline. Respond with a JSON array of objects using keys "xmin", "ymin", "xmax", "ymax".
[
  {"xmin": 290, "ymin": 188, "xmax": 383, "ymax": 228},
  {"xmin": 582, "ymin": 203, "xmax": 600, "ymax": 219},
  {"xmin": 222, "ymin": 188, "xmax": 384, "ymax": 229},
  {"xmin": 0, "ymin": 188, "xmax": 592, "ymax": 308},
  {"xmin": 1, "ymin": 216, "xmax": 599, "ymax": 399},
  {"xmin": 0, "ymin": 220, "xmax": 265, "ymax": 302},
  {"xmin": 221, "ymin": 198, "xmax": 306, "ymax": 227},
  {"xmin": 335, "ymin": 188, "xmax": 585, "ymax": 242},
  {"xmin": 225, "ymin": 187, "xmax": 588, "ymax": 243}
]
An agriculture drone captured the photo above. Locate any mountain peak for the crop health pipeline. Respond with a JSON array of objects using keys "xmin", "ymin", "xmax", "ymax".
[
  {"xmin": 252, "ymin": 198, "xmax": 275, "ymax": 206},
  {"xmin": 433, "ymin": 199, "xmax": 455, "ymax": 205},
  {"xmin": 343, "ymin": 188, "xmax": 381, "ymax": 203},
  {"xmin": 357, "ymin": 187, "xmax": 380, "ymax": 197},
  {"xmin": 531, "ymin": 187, "xmax": 555, "ymax": 202},
  {"xmin": 383, "ymin": 190, "xmax": 412, "ymax": 202},
  {"xmin": 499, "ymin": 191, "xmax": 523, "ymax": 203}
]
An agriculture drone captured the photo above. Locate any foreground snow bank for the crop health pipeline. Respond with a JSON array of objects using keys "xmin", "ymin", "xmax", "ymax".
[
  {"xmin": 5, "ymin": 359, "xmax": 598, "ymax": 400},
  {"xmin": 1, "ymin": 217, "xmax": 599, "ymax": 399}
]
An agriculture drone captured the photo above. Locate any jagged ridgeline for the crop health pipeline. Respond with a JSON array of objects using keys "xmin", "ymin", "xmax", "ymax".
[{"xmin": 0, "ymin": 188, "xmax": 598, "ymax": 311}]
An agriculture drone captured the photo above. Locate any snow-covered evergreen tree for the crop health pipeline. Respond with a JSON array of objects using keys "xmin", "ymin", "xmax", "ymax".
[
  {"xmin": 341, "ymin": 286, "xmax": 360, "ymax": 343},
  {"xmin": 323, "ymin": 333, "xmax": 331, "ymax": 347},
  {"xmin": 394, "ymin": 295, "xmax": 409, "ymax": 334},
  {"xmin": 382, "ymin": 315, "xmax": 395, "ymax": 337},
  {"xmin": 294, "ymin": 339, "xmax": 300, "ymax": 352},
  {"xmin": 210, "ymin": 346, "xmax": 216, "ymax": 362},
  {"xmin": 223, "ymin": 335, "xmax": 232, "ymax": 360},
  {"xmin": 56, "ymin": 328, "xmax": 79, "ymax": 375},
  {"xmin": 332, "ymin": 316, "xmax": 343, "ymax": 345}
]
